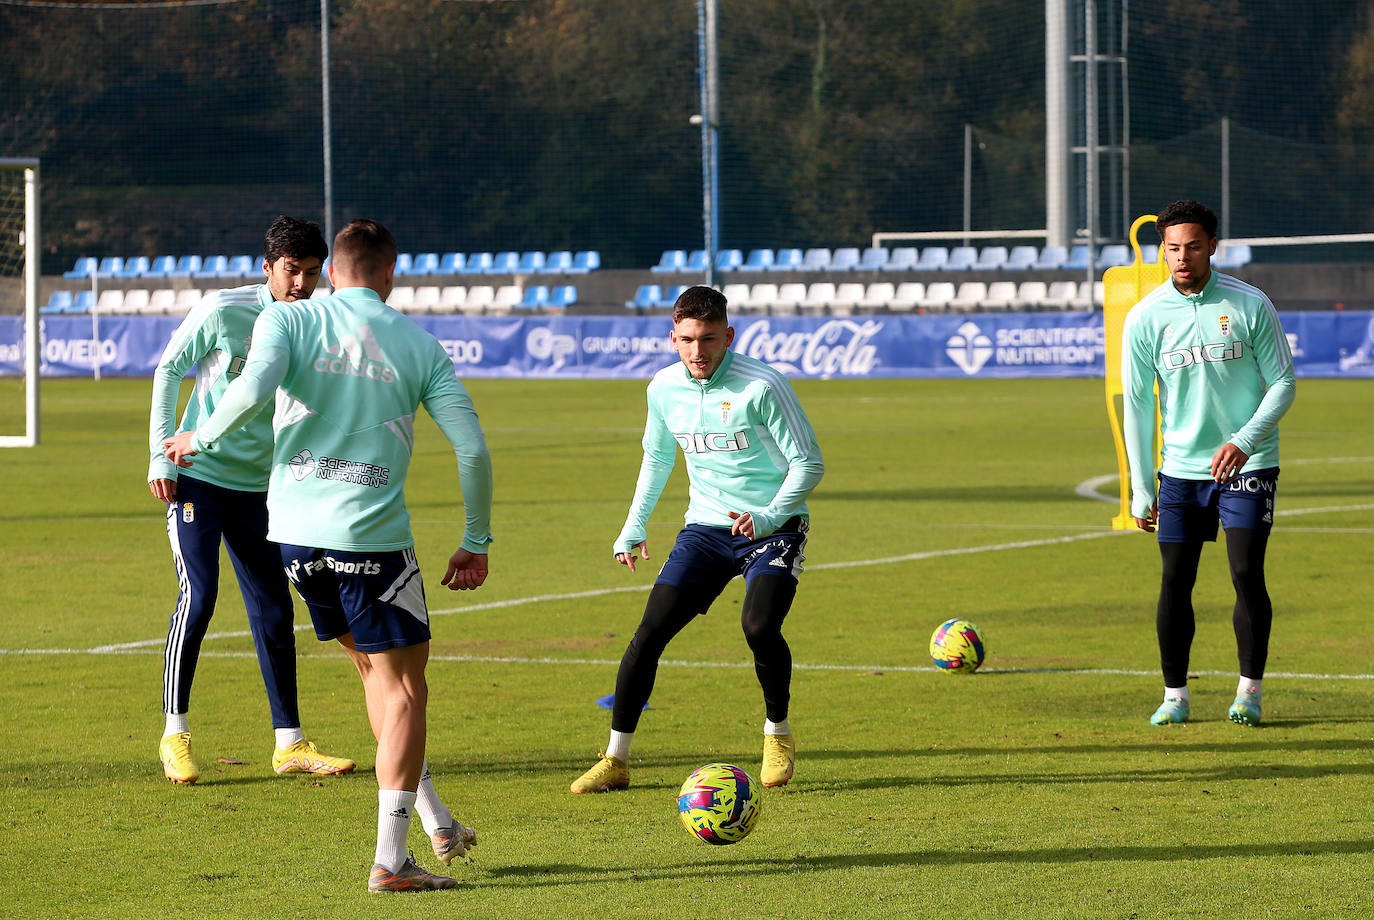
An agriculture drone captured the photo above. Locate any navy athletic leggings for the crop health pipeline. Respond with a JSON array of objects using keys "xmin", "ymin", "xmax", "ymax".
[
  {"xmin": 1156, "ymin": 528, "xmax": 1272, "ymax": 686},
  {"xmin": 610, "ymin": 575, "xmax": 797, "ymax": 733}
]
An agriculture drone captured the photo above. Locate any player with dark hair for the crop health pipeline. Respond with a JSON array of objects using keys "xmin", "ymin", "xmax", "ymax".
[
  {"xmin": 148, "ymin": 215, "xmax": 353, "ymax": 784},
  {"xmin": 164, "ymin": 217, "xmax": 493, "ymax": 893},
  {"xmin": 571, "ymin": 285, "xmax": 824, "ymax": 794},
  {"xmin": 1122, "ymin": 199, "xmax": 1296, "ymax": 727}
]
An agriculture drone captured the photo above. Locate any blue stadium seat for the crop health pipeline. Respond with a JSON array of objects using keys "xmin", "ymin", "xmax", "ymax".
[
  {"xmin": 517, "ymin": 251, "xmax": 546, "ymax": 274},
  {"xmin": 973, "ymin": 246, "xmax": 1008, "ymax": 271},
  {"xmin": 570, "ymin": 250, "xmax": 601, "ymax": 273},
  {"xmin": 1005, "ymin": 245, "xmax": 1039, "ymax": 270},
  {"xmin": 549, "ymin": 285, "xmax": 578, "ymax": 309},
  {"xmin": 145, "ymin": 255, "xmax": 177, "ymax": 277},
  {"xmin": 194, "ymin": 255, "xmax": 229, "ymax": 278},
  {"xmin": 42, "ymin": 290, "xmax": 73, "ymax": 314},
  {"xmin": 830, "ymin": 247, "xmax": 861, "ymax": 271},
  {"xmin": 914, "ymin": 246, "xmax": 948, "ymax": 270},
  {"xmin": 739, "ymin": 248, "xmax": 775, "ymax": 272},
  {"xmin": 857, "ymin": 246, "xmax": 890, "ymax": 272},
  {"xmin": 394, "ymin": 253, "xmax": 415, "ymax": 275},
  {"xmin": 411, "ymin": 252, "xmax": 440, "ymax": 275},
  {"xmin": 1064, "ymin": 245, "xmax": 1091, "ymax": 271},
  {"xmin": 63, "ymin": 257, "xmax": 97, "ymax": 279},
  {"xmin": 516, "ymin": 285, "xmax": 549, "ymax": 310},
  {"xmin": 659, "ymin": 284, "xmax": 688, "ymax": 308},
  {"xmin": 944, "ymin": 246, "xmax": 978, "ymax": 270},
  {"xmin": 1095, "ymin": 244, "xmax": 1131, "ymax": 270},
  {"xmin": 626, "ymin": 283, "xmax": 662, "ymax": 309},
  {"xmin": 168, "ymin": 255, "xmax": 201, "ymax": 277},
  {"xmin": 437, "ymin": 252, "xmax": 466, "ymax": 274},
  {"xmin": 714, "ymin": 249, "xmax": 743, "ymax": 272},
  {"xmin": 651, "ymin": 250, "xmax": 687, "ymax": 273},
  {"xmin": 541, "ymin": 251, "xmax": 573, "ymax": 274},
  {"xmin": 1215, "ymin": 242, "xmax": 1252, "ymax": 268},
  {"xmin": 119, "ymin": 256, "xmax": 151, "ymax": 279},
  {"xmin": 97, "ymin": 256, "xmax": 125, "ymax": 277},
  {"xmin": 488, "ymin": 251, "xmax": 520, "ymax": 274},
  {"xmin": 220, "ymin": 254, "xmax": 254, "ymax": 278},
  {"xmin": 684, "ymin": 250, "xmax": 710, "ymax": 272},
  {"xmin": 72, "ymin": 290, "xmax": 95, "ymax": 313},
  {"xmin": 768, "ymin": 248, "xmax": 803, "ymax": 272},
  {"xmin": 1032, "ymin": 245, "xmax": 1068, "ymax": 270},
  {"xmin": 883, "ymin": 247, "xmax": 919, "ymax": 271},
  {"xmin": 801, "ymin": 248, "xmax": 832, "ymax": 272},
  {"xmin": 461, "ymin": 252, "xmax": 493, "ymax": 275}
]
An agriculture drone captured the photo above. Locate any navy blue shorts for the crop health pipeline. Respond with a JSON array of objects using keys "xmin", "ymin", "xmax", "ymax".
[
  {"xmin": 279, "ymin": 545, "xmax": 431, "ymax": 652},
  {"xmin": 655, "ymin": 516, "xmax": 809, "ymax": 608},
  {"xmin": 1156, "ymin": 468, "xmax": 1279, "ymax": 543}
]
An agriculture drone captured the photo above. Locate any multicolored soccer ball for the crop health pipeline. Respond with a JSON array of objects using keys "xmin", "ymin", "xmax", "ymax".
[
  {"xmin": 930, "ymin": 618, "xmax": 985, "ymax": 673},
  {"xmin": 677, "ymin": 762, "xmax": 761, "ymax": 845}
]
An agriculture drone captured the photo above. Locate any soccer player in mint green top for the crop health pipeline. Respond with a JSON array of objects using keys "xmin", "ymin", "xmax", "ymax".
[
  {"xmin": 1122, "ymin": 200, "xmax": 1296, "ymax": 728},
  {"xmin": 165, "ymin": 219, "xmax": 492, "ymax": 892},
  {"xmin": 147, "ymin": 215, "xmax": 354, "ymax": 785},
  {"xmin": 572, "ymin": 285, "xmax": 824, "ymax": 795}
]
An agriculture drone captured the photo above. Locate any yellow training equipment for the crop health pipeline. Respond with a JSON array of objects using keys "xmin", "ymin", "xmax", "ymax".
[{"xmin": 1102, "ymin": 215, "xmax": 1167, "ymax": 529}]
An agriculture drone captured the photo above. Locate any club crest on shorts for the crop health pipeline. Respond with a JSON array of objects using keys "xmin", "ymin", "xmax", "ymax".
[
  {"xmin": 182, "ymin": 502, "xmax": 194, "ymax": 523},
  {"xmin": 1218, "ymin": 314, "xmax": 1230, "ymax": 336},
  {"xmin": 720, "ymin": 401, "xmax": 732, "ymax": 424}
]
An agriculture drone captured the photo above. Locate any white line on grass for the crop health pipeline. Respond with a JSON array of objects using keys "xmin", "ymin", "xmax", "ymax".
[{"xmin": 21, "ymin": 472, "xmax": 1372, "ymax": 672}]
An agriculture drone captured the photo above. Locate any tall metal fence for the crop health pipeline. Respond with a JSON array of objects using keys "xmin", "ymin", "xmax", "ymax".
[{"xmin": 3, "ymin": 0, "xmax": 1373, "ymax": 273}]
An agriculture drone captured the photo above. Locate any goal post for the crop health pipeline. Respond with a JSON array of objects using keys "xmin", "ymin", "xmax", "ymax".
[{"xmin": 0, "ymin": 158, "xmax": 40, "ymax": 447}]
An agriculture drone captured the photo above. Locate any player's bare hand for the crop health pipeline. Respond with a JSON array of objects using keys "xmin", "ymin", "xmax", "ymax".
[
  {"xmin": 442, "ymin": 549, "xmax": 488, "ymax": 591},
  {"xmin": 149, "ymin": 478, "xmax": 177, "ymax": 503},
  {"xmin": 1133, "ymin": 502, "xmax": 1158, "ymax": 533},
  {"xmin": 1210, "ymin": 442, "xmax": 1249, "ymax": 484},
  {"xmin": 616, "ymin": 542, "xmax": 649, "ymax": 573},
  {"xmin": 163, "ymin": 431, "xmax": 198, "ymax": 468},
  {"xmin": 727, "ymin": 511, "xmax": 755, "ymax": 540}
]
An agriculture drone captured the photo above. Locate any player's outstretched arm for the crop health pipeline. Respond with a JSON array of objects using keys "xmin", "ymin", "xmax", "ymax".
[
  {"xmin": 442, "ymin": 548, "xmax": 488, "ymax": 591},
  {"xmin": 615, "ymin": 542, "xmax": 650, "ymax": 573}
]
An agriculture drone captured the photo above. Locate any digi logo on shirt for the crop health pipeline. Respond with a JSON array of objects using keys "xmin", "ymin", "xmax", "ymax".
[
  {"xmin": 675, "ymin": 431, "xmax": 751, "ymax": 454},
  {"xmin": 1160, "ymin": 340, "xmax": 1244, "ymax": 370}
]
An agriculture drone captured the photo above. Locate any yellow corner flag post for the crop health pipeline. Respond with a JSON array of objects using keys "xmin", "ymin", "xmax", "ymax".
[{"xmin": 1102, "ymin": 215, "xmax": 1168, "ymax": 529}]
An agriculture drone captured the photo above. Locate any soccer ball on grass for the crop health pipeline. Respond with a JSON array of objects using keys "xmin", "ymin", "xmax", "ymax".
[
  {"xmin": 677, "ymin": 762, "xmax": 760, "ymax": 845},
  {"xmin": 930, "ymin": 618, "xmax": 985, "ymax": 673}
]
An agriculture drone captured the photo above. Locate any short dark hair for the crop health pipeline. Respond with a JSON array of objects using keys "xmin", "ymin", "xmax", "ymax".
[
  {"xmin": 672, "ymin": 285, "xmax": 728, "ymax": 324},
  {"xmin": 263, "ymin": 215, "xmax": 328, "ymax": 265},
  {"xmin": 332, "ymin": 218, "xmax": 398, "ymax": 275},
  {"xmin": 1157, "ymin": 200, "xmax": 1218, "ymax": 239}
]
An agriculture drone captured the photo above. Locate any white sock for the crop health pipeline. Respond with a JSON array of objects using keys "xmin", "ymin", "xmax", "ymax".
[
  {"xmin": 414, "ymin": 761, "xmax": 453, "ymax": 836},
  {"xmin": 164, "ymin": 713, "xmax": 189, "ymax": 736},
  {"xmin": 1164, "ymin": 686, "xmax": 1189, "ymax": 702},
  {"xmin": 764, "ymin": 718, "xmax": 791, "ymax": 736},
  {"xmin": 1238, "ymin": 677, "xmax": 1262, "ymax": 699},
  {"xmin": 607, "ymin": 730, "xmax": 633, "ymax": 762},
  {"xmin": 274, "ymin": 727, "xmax": 304, "ymax": 750},
  {"xmin": 375, "ymin": 789, "xmax": 417, "ymax": 872}
]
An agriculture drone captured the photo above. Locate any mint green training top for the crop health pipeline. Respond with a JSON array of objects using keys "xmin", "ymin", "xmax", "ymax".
[
  {"xmin": 190, "ymin": 287, "xmax": 494, "ymax": 553},
  {"xmin": 614, "ymin": 349, "xmax": 824, "ymax": 555},
  {"xmin": 1121, "ymin": 270, "xmax": 1296, "ymax": 519},
  {"xmin": 148, "ymin": 284, "xmax": 275, "ymax": 491}
]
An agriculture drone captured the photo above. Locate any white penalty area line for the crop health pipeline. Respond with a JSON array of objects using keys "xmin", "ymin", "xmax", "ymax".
[
  {"xmin": 6, "ymin": 643, "xmax": 1374, "ymax": 683},
  {"xmin": 18, "ymin": 469, "xmax": 1371, "ymax": 661}
]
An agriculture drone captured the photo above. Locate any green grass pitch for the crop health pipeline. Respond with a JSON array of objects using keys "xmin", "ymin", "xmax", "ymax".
[{"xmin": 1, "ymin": 375, "xmax": 1372, "ymax": 918}]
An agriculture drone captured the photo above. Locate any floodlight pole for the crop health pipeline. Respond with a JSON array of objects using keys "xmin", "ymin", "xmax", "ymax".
[
  {"xmin": 696, "ymin": 0, "xmax": 720, "ymax": 287},
  {"xmin": 321, "ymin": 0, "xmax": 335, "ymax": 244}
]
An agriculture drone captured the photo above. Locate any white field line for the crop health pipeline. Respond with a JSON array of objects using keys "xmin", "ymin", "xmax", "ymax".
[{"xmin": 12, "ymin": 473, "xmax": 1373, "ymax": 678}]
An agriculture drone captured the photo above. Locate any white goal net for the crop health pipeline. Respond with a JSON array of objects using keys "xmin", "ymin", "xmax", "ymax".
[{"xmin": 0, "ymin": 159, "xmax": 40, "ymax": 447}]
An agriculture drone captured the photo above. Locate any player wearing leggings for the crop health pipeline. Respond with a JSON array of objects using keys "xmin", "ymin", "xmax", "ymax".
[
  {"xmin": 571, "ymin": 284, "xmax": 824, "ymax": 793},
  {"xmin": 1122, "ymin": 199, "xmax": 1296, "ymax": 727}
]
